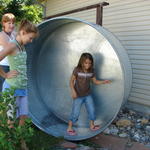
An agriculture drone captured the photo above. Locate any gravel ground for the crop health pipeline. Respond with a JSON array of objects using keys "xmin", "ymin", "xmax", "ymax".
[{"xmin": 103, "ymin": 107, "xmax": 150, "ymax": 146}]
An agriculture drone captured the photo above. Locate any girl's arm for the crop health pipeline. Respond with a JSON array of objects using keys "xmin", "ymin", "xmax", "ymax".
[
  {"xmin": 91, "ymin": 77, "xmax": 111, "ymax": 85},
  {"xmin": 0, "ymin": 43, "xmax": 18, "ymax": 79},
  {"xmin": 0, "ymin": 42, "xmax": 15, "ymax": 60},
  {"xmin": 0, "ymin": 33, "xmax": 7, "ymax": 44},
  {"xmin": 0, "ymin": 32, "xmax": 10, "ymax": 48},
  {"xmin": 70, "ymin": 74, "xmax": 77, "ymax": 99}
]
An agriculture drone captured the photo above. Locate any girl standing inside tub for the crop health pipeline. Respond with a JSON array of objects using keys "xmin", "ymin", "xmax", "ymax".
[
  {"xmin": 67, "ymin": 52, "xmax": 111, "ymax": 135},
  {"xmin": 0, "ymin": 19, "xmax": 39, "ymax": 126}
]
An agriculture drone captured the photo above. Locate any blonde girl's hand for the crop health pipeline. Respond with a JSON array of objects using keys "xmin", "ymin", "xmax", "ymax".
[
  {"xmin": 5, "ymin": 70, "xmax": 19, "ymax": 79},
  {"xmin": 103, "ymin": 80, "xmax": 111, "ymax": 84}
]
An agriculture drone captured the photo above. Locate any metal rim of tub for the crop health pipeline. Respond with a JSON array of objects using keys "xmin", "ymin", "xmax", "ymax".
[{"xmin": 27, "ymin": 17, "xmax": 132, "ymax": 141}]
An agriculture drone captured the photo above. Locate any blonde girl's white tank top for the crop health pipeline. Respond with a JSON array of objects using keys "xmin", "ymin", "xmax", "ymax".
[{"xmin": 0, "ymin": 31, "xmax": 15, "ymax": 66}]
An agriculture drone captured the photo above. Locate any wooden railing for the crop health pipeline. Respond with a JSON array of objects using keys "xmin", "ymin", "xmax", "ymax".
[{"xmin": 44, "ymin": 2, "xmax": 109, "ymax": 26}]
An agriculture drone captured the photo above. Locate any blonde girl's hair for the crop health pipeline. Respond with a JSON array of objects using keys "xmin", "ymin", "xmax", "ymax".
[
  {"xmin": 1, "ymin": 13, "xmax": 16, "ymax": 25},
  {"xmin": 19, "ymin": 19, "xmax": 39, "ymax": 37}
]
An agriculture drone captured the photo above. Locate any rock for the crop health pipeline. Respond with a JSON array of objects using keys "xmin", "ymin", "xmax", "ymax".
[
  {"xmin": 129, "ymin": 110, "xmax": 136, "ymax": 115},
  {"xmin": 119, "ymin": 133, "xmax": 128, "ymax": 138},
  {"xmin": 103, "ymin": 128, "xmax": 110, "ymax": 134},
  {"xmin": 133, "ymin": 133, "xmax": 140, "ymax": 142},
  {"xmin": 110, "ymin": 128, "xmax": 119, "ymax": 135},
  {"xmin": 135, "ymin": 123, "xmax": 142, "ymax": 129},
  {"xmin": 128, "ymin": 116, "xmax": 132, "ymax": 119},
  {"xmin": 137, "ymin": 119, "xmax": 141, "ymax": 123},
  {"xmin": 146, "ymin": 126, "xmax": 150, "ymax": 131},
  {"xmin": 116, "ymin": 119, "xmax": 132, "ymax": 127},
  {"xmin": 141, "ymin": 119, "xmax": 149, "ymax": 125},
  {"xmin": 126, "ymin": 126, "xmax": 131, "ymax": 130},
  {"xmin": 141, "ymin": 135, "xmax": 149, "ymax": 143}
]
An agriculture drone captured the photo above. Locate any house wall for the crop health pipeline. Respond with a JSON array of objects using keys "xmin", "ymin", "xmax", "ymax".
[{"xmin": 45, "ymin": 0, "xmax": 150, "ymax": 110}]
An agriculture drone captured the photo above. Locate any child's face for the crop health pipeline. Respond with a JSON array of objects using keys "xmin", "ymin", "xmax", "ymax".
[
  {"xmin": 21, "ymin": 31, "xmax": 36, "ymax": 45},
  {"xmin": 82, "ymin": 59, "xmax": 92, "ymax": 70},
  {"xmin": 3, "ymin": 21, "xmax": 15, "ymax": 33}
]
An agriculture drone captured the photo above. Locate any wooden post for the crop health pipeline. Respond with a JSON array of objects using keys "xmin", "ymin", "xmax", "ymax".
[
  {"xmin": 96, "ymin": 5, "xmax": 103, "ymax": 25},
  {"xmin": 96, "ymin": 2, "xmax": 109, "ymax": 26}
]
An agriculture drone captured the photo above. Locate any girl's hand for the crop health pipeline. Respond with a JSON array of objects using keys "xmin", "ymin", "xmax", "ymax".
[
  {"xmin": 5, "ymin": 70, "xmax": 19, "ymax": 79},
  {"xmin": 71, "ymin": 91, "xmax": 78, "ymax": 99},
  {"xmin": 103, "ymin": 80, "xmax": 111, "ymax": 84}
]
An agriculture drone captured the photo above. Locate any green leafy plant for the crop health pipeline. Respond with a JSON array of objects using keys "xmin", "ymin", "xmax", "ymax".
[{"xmin": 0, "ymin": 88, "xmax": 34, "ymax": 150}]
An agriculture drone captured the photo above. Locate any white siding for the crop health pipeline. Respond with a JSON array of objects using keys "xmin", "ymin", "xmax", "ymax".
[
  {"xmin": 45, "ymin": 0, "xmax": 102, "ymax": 22},
  {"xmin": 46, "ymin": 0, "xmax": 104, "ymax": 16},
  {"xmin": 45, "ymin": 0, "xmax": 150, "ymax": 107},
  {"xmin": 64, "ymin": 9, "xmax": 96, "ymax": 23},
  {"xmin": 103, "ymin": 0, "xmax": 150, "ymax": 107}
]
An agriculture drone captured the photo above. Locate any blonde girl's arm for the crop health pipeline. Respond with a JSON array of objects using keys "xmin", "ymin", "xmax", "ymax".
[
  {"xmin": 0, "ymin": 42, "xmax": 15, "ymax": 60},
  {"xmin": 0, "ymin": 43, "xmax": 18, "ymax": 79},
  {"xmin": 0, "ymin": 32, "xmax": 11, "ymax": 48},
  {"xmin": 70, "ymin": 74, "xmax": 77, "ymax": 99},
  {"xmin": 0, "ymin": 33, "xmax": 7, "ymax": 45},
  {"xmin": 91, "ymin": 77, "xmax": 111, "ymax": 85}
]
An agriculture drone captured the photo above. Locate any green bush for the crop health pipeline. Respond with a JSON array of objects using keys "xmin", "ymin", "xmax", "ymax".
[{"xmin": 0, "ymin": 88, "xmax": 34, "ymax": 150}]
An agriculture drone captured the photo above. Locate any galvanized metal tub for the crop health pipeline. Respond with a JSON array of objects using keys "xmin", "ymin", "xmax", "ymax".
[{"xmin": 27, "ymin": 17, "xmax": 132, "ymax": 141}]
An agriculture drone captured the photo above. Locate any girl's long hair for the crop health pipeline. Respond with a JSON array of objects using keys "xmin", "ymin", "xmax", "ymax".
[
  {"xmin": 77, "ymin": 52, "xmax": 94, "ymax": 72},
  {"xmin": 19, "ymin": 19, "xmax": 39, "ymax": 37}
]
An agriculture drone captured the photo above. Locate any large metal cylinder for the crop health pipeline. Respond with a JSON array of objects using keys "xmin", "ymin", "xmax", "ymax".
[{"xmin": 27, "ymin": 17, "xmax": 132, "ymax": 141}]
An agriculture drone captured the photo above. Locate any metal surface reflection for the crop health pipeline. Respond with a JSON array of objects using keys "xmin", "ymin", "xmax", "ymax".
[{"xmin": 27, "ymin": 17, "xmax": 132, "ymax": 140}]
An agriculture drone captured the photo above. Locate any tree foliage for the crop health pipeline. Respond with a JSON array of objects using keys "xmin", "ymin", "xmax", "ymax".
[{"xmin": 0, "ymin": 0, "xmax": 43, "ymax": 24}]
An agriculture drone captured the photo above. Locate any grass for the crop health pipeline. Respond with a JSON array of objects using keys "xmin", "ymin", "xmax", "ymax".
[
  {"xmin": 26, "ymin": 125, "xmax": 101, "ymax": 150},
  {"xmin": 28, "ymin": 127, "xmax": 100, "ymax": 150},
  {"xmin": 27, "ymin": 126, "xmax": 64, "ymax": 150}
]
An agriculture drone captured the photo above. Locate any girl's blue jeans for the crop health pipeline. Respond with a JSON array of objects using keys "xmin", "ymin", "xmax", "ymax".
[{"xmin": 69, "ymin": 95, "xmax": 96, "ymax": 123}]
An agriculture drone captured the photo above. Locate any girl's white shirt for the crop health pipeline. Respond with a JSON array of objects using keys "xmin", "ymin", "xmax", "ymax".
[{"xmin": 0, "ymin": 31, "xmax": 16, "ymax": 66}]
